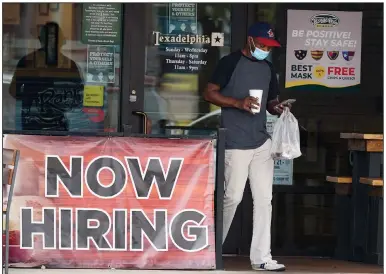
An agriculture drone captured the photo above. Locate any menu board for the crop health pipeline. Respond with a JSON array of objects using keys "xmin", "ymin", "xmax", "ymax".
[{"xmin": 82, "ymin": 3, "xmax": 122, "ymax": 45}]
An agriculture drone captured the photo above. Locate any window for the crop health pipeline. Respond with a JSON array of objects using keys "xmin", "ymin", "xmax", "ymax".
[
  {"xmin": 3, "ymin": 3, "xmax": 122, "ymax": 132},
  {"xmin": 186, "ymin": 110, "xmax": 220, "ymax": 136},
  {"xmin": 142, "ymin": 3, "xmax": 231, "ymax": 134},
  {"xmin": 191, "ymin": 112, "xmax": 221, "ymax": 129}
]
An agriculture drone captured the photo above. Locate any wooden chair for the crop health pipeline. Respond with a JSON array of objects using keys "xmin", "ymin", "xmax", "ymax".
[{"xmin": 3, "ymin": 148, "xmax": 20, "ymax": 274}]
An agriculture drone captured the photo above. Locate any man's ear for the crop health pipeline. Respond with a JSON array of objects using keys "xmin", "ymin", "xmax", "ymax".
[{"xmin": 247, "ymin": 36, "xmax": 252, "ymax": 49}]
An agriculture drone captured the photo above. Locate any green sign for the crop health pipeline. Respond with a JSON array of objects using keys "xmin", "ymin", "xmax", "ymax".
[
  {"xmin": 168, "ymin": 3, "xmax": 197, "ymax": 34},
  {"xmin": 87, "ymin": 45, "xmax": 115, "ymax": 84},
  {"xmin": 82, "ymin": 3, "xmax": 122, "ymax": 45}
]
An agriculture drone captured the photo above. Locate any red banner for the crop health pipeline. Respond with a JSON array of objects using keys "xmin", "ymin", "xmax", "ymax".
[{"xmin": 3, "ymin": 134, "xmax": 216, "ymax": 269}]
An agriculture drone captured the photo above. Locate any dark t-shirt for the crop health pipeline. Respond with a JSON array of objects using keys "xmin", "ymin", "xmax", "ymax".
[
  {"xmin": 209, "ymin": 50, "xmax": 279, "ymax": 150},
  {"xmin": 10, "ymin": 49, "xmax": 83, "ymax": 131}
]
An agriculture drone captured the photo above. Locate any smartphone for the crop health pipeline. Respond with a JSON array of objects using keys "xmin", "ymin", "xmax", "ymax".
[{"xmin": 280, "ymin": 99, "xmax": 296, "ymax": 106}]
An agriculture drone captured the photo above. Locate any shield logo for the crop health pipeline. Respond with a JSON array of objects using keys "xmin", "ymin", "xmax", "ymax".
[
  {"xmin": 311, "ymin": 50, "xmax": 324, "ymax": 61},
  {"xmin": 267, "ymin": 29, "xmax": 275, "ymax": 38},
  {"xmin": 327, "ymin": 51, "xmax": 339, "ymax": 60},
  {"xmin": 294, "ymin": 50, "xmax": 307, "ymax": 60},
  {"xmin": 342, "ymin": 51, "xmax": 355, "ymax": 61}
]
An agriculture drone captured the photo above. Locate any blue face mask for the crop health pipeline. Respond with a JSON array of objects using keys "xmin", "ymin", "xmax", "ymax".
[{"xmin": 250, "ymin": 40, "xmax": 270, "ymax": 60}]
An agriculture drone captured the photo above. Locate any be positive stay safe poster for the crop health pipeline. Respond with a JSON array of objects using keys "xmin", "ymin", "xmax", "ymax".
[{"xmin": 285, "ymin": 10, "xmax": 362, "ymax": 90}]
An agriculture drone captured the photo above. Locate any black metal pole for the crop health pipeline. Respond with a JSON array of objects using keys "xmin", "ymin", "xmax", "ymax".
[
  {"xmin": 123, "ymin": 124, "xmax": 132, "ymax": 137},
  {"xmin": 215, "ymin": 128, "xmax": 226, "ymax": 270}
]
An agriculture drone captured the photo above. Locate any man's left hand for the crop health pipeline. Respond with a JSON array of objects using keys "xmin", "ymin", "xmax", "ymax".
[
  {"xmin": 267, "ymin": 99, "xmax": 292, "ymax": 115},
  {"xmin": 274, "ymin": 102, "xmax": 292, "ymax": 114}
]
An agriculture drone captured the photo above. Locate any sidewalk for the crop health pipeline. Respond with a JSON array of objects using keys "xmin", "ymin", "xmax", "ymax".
[
  {"xmin": 6, "ymin": 257, "xmax": 383, "ymax": 274},
  {"xmin": 7, "ymin": 269, "xmax": 383, "ymax": 274}
]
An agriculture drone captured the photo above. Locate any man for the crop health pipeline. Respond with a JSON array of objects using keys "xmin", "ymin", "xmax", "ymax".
[
  {"xmin": 203, "ymin": 22, "xmax": 291, "ymax": 271},
  {"xmin": 9, "ymin": 21, "xmax": 83, "ymax": 131}
]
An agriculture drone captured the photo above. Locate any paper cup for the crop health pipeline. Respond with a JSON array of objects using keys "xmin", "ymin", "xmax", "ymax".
[{"xmin": 249, "ymin": 89, "xmax": 263, "ymax": 114}]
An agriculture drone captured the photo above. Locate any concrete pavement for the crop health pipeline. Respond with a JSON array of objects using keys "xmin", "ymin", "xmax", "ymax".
[
  {"xmin": 5, "ymin": 256, "xmax": 383, "ymax": 274},
  {"xmin": 6, "ymin": 270, "xmax": 382, "ymax": 274}
]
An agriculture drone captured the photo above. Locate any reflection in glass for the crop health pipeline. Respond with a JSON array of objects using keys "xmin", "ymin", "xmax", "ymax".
[
  {"xmin": 3, "ymin": 3, "xmax": 121, "ymax": 132},
  {"xmin": 9, "ymin": 22, "xmax": 83, "ymax": 131},
  {"xmin": 143, "ymin": 3, "xmax": 231, "ymax": 134}
]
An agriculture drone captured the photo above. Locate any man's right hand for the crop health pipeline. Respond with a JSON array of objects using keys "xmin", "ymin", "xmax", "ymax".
[
  {"xmin": 204, "ymin": 83, "xmax": 260, "ymax": 112},
  {"xmin": 235, "ymin": 96, "xmax": 260, "ymax": 114}
]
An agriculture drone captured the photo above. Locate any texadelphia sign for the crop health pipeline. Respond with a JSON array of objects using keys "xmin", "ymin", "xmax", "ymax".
[
  {"xmin": 3, "ymin": 134, "xmax": 216, "ymax": 269},
  {"xmin": 153, "ymin": 31, "xmax": 224, "ymax": 47}
]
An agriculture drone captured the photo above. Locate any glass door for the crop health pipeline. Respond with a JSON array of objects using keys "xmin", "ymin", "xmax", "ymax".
[{"xmin": 122, "ymin": 3, "xmax": 233, "ymax": 135}]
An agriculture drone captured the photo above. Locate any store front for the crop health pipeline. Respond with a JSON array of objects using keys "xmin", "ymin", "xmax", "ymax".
[{"xmin": 2, "ymin": 2, "xmax": 383, "ymax": 269}]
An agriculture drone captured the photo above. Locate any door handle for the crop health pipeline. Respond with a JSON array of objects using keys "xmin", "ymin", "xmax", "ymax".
[{"xmin": 132, "ymin": 111, "xmax": 149, "ymax": 134}]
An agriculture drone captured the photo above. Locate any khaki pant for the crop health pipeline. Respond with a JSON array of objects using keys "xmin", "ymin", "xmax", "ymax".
[{"xmin": 223, "ymin": 139, "xmax": 274, "ymax": 265}]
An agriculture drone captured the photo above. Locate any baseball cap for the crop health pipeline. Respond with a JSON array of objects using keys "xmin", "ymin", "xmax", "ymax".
[{"xmin": 247, "ymin": 22, "xmax": 281, "ymax": 47}]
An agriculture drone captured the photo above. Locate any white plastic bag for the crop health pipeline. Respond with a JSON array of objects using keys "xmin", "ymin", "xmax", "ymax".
[{"xmin": 270, "ymin": 108, "xmax": 301, "ymax": 160}]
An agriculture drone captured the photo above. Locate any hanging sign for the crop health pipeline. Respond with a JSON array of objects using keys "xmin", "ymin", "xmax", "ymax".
[
  {"xmin": 86, "ymin": 45, "xmax": 115, "ymax": 83},
  {"xmin": 3, "ymin": 135, "xmax": 216, "ymax": 269},
  {"xmin": 285, "ymin": 10, "xmax": 362, "ymax": 90}
]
